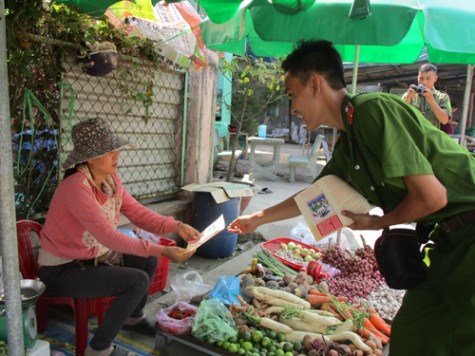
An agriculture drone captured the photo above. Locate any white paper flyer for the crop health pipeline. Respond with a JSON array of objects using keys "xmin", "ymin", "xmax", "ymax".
[{"xmin": 185, "ymin": 214, "xmax": 225, "ymax": 252}]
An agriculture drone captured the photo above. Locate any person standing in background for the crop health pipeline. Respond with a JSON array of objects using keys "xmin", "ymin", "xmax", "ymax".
[
  {"xmin": 402, "ymin": 63, "xmax": 452, "ymax": 130},
  {"xmin": 441, "ymin": 103, "xmax": 458, "ymax": 135}
]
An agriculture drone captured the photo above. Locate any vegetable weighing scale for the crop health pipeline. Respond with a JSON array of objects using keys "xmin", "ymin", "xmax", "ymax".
[{"xmin": 0, "ymin": 279, "xmax": 46, "ymax": 348}]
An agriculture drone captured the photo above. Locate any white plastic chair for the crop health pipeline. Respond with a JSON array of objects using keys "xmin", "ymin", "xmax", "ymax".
[
  {"xmin": 288, "ymin": 134, "xmax": 328, "ymax": 182},
  {"xmin": 214, "ymin": 130, "xmax": 242, "ymax": 166}
]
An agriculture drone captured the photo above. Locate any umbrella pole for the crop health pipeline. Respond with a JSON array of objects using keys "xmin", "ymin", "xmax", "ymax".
[
  {"xmin": 459, "ymin": 65, "xmax": 474, "ymax": 145},
  {"xmin": 329, "ymin": 46, "xmax": 361, "ymax": 152},
  {"xmin": 350, "ymin": 45, "xmax": 360, "ymax": 95},
  {"xmin": 329, "ymin": 45, "xmax": 361, "ymax": 152},
  {"xmin": 0, "ymin": 1, "xmax": 26, "ymax": 354}
]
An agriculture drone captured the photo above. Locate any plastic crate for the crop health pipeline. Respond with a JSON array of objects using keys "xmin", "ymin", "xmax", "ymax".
[
  {"xmin": 261, "ymin": 237, "xmax": 321, "ymax": 270},
  {"xmin": 149, "ymin": 237, "xmax": 176, "ymax": 294},
  {"xmin": 89, "ymin": 236, "xmax": 176, "ymax": 317}
]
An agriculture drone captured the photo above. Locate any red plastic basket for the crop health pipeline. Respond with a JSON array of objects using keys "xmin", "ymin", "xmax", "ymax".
[
  {"xmin": 90, "ymin": 236, "xmax": 176, "ymax": 317},
  {"xmin": 149, "ymin": 237, "xmax": 176, "ymax": 294},
  {"xmin": 261, "ymin": 237, "xmax": 321, "ymax": 271}
]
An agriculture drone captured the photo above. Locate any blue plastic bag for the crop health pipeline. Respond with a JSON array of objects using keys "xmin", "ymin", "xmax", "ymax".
[{"xmin": 209, "ymin": 276, "xmax": 241, "ymax": 305}]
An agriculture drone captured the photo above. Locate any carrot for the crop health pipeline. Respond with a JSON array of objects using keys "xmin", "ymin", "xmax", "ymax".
[
  {"xmin": 306, "ymin": 294, "xmax": 332, "ymax": 305},
  {"xmin": 341, "ymin": 308, "xmax": 353, "ymax": 320},
  {"xmin": 368, "ymin": 308, "xmax": 391, "ymax": 336},
  {"xmin": 358, "ymin": 326, "xmax": 389, "ymax": 345},
  {"xmin": 362, "ymin": 318, "xmax": 390, "ymax": 344},
  {"xmin": 357, "ymin": 326, "xmax": 371, "ymax": 338},
  {"xmin": 320, "ymin": 303, "xmax": 341, "ymax": 319},
  {"xmin": 309, "ymin": 289, "xmax": 328, "ymax": 296},
  {"xmin": 328, "ymin": 302, "xmax": 347, "ymax": 320},
  {"xmin": 306, "ymin": 294, "xmax": 347, "ymax": 307}
]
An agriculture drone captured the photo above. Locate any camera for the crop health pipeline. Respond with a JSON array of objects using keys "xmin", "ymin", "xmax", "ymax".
[{"xmin": 411, "ymin": 84, "xmax": 426, "ymax": 94}]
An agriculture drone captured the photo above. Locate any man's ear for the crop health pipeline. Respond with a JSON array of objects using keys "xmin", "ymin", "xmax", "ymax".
[{"xmin": 310, "ymin": 74, "xmax": 320, "ymax": 96}]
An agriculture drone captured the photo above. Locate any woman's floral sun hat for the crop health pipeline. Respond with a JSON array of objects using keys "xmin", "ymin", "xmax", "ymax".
[{"xmin": 62, "ymin": 118, "xmax": 133, "ymax": 169}]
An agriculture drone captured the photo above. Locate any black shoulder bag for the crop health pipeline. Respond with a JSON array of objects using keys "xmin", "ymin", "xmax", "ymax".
[{"xmin": 348, "ymin": 100, "xmax": 427, "ymax": 290}]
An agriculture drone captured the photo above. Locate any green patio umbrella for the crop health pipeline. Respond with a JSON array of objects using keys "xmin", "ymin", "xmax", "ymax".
[
  {"xmin": 200, "ymin": 0, "xmax": 475, "ymax": 145},
  {"xmin": 199, "ymin": 0, "xmax": 475, "ymax": 65}
]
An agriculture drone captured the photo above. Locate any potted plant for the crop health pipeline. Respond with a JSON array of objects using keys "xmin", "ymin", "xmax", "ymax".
[{"xmin": 78, "ymin": 41, "xmax": 118, "ymax": 76}]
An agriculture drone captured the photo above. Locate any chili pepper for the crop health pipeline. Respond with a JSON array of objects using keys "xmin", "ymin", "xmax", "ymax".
[{"xmin": 167, "ymin": 307, "xmax": 196, "ymax": 320}]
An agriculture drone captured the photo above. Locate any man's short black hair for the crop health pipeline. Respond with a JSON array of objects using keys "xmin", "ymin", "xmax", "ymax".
[
  {"xmin": 282, "ymin": 40, "xmax": 346, "ymax": 90},
  {"xmin": 419, "ymin": 63, "xmax": 438, "ymax": 74}
]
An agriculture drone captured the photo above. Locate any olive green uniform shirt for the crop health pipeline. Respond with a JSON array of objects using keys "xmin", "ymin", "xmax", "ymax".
[
  {"xmin": 319, "ymin": 92, "xmax": 475, "ymax": 356},
  {"xmin": 320, "ymin": 92, "xmax": 475, "ymax": 225},
  {"xmin": 402, "ymin": 87, "xmax": 452, "ymax": 129}
]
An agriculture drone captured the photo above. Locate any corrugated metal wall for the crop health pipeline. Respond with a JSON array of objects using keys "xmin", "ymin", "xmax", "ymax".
[{"xmin": 59, "ymin": 54, "xmax": 185, "ymax": 200}]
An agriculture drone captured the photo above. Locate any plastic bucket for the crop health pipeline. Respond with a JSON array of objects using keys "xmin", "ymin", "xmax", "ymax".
[
  {"xmin": 192, "ymin": 192, "xmax": 239, "ymax": 258},
  {"xmin": 258, "ymin": 124, "xmax": 267, "ymax": 138}
]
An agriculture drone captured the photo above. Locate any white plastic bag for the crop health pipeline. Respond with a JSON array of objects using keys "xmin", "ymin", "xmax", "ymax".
[
  {"xmin": 290, "ymin": 222, "xmax": 352, "ymax": 251},
  {"xmin": 171, "ymin": 271, "xmax": 212, "ymax": 302},
  {"xmin": 290, "ymin": 222, "xmax": 317, "ymax": 246},
  {"xmin": 314, "ymin": 229, "xmax": 352, "ymax": 252}
]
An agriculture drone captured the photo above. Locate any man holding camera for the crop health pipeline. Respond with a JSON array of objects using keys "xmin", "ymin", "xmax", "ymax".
[{"xmin": 402, "ymin": 63, "xmax": 452, "ymax": 130}]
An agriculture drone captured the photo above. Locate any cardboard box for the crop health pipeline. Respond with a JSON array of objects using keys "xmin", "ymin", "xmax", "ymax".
[{"xmin": 181, "ymin": 182, "xmax": 253, "ymax": 204}]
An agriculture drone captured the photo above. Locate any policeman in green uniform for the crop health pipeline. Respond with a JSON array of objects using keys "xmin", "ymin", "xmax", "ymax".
[
  {"xmin": 228, "ymin": 40, "xmax": 475, "ymax": 356},
  {"xmin": 402, "ymin": 63, "xmax": 452, "ymax": 129}
]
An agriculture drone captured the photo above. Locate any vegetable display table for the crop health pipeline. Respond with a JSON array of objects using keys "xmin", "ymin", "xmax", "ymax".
[{"xmin": 156, "ymin": 331, "xmax": 233, "ymax": 356}]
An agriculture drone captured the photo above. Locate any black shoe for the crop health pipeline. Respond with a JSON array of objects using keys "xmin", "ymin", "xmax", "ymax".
[{"xmin": 122, "ymin": 318, "xmax": 156, "ymax": 336}]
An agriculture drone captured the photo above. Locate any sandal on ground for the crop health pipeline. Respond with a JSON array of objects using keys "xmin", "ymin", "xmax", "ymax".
[
  {"xmin": 110, "ymin": 345, "xmax": 138, "ymax": 356},
  {"xmin": 258, "ymin": 187, "xmax": 273, "ymax": 194},
  {"xmin": 122, "ymin": 317, "xmax": 156, "ymax": 336},
  {"xmin": 84, "ymin": 345, "xmax": 113, "ymax": 356}
]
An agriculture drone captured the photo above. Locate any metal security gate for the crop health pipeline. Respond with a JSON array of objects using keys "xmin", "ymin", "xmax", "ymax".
[{"xmin": 60, "ymin": 54, "xmax": 185, "ymax": 200}]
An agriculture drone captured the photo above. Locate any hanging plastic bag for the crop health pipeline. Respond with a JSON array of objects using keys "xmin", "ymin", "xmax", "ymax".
[
  {"xmin": 291, "ymin": 223, "xmax": 352, "ymax": 251},
  {"xmin": 290, "ymin": 222, "xmax": 316, "ymax": 246},
  {"xmin": 170, "ymin": 270, "xmax": 212, "ymax": 303},
  {"xmin": 209, "ymin": 276, "xmax": 241, "ymax": 306},
  {"xmin": 156, "ymin": 301, "xmax": 197, "ymax": 335},
  {"xmin": 191, "ymin": 299, "xmax": 237, "ymax": 343}
]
